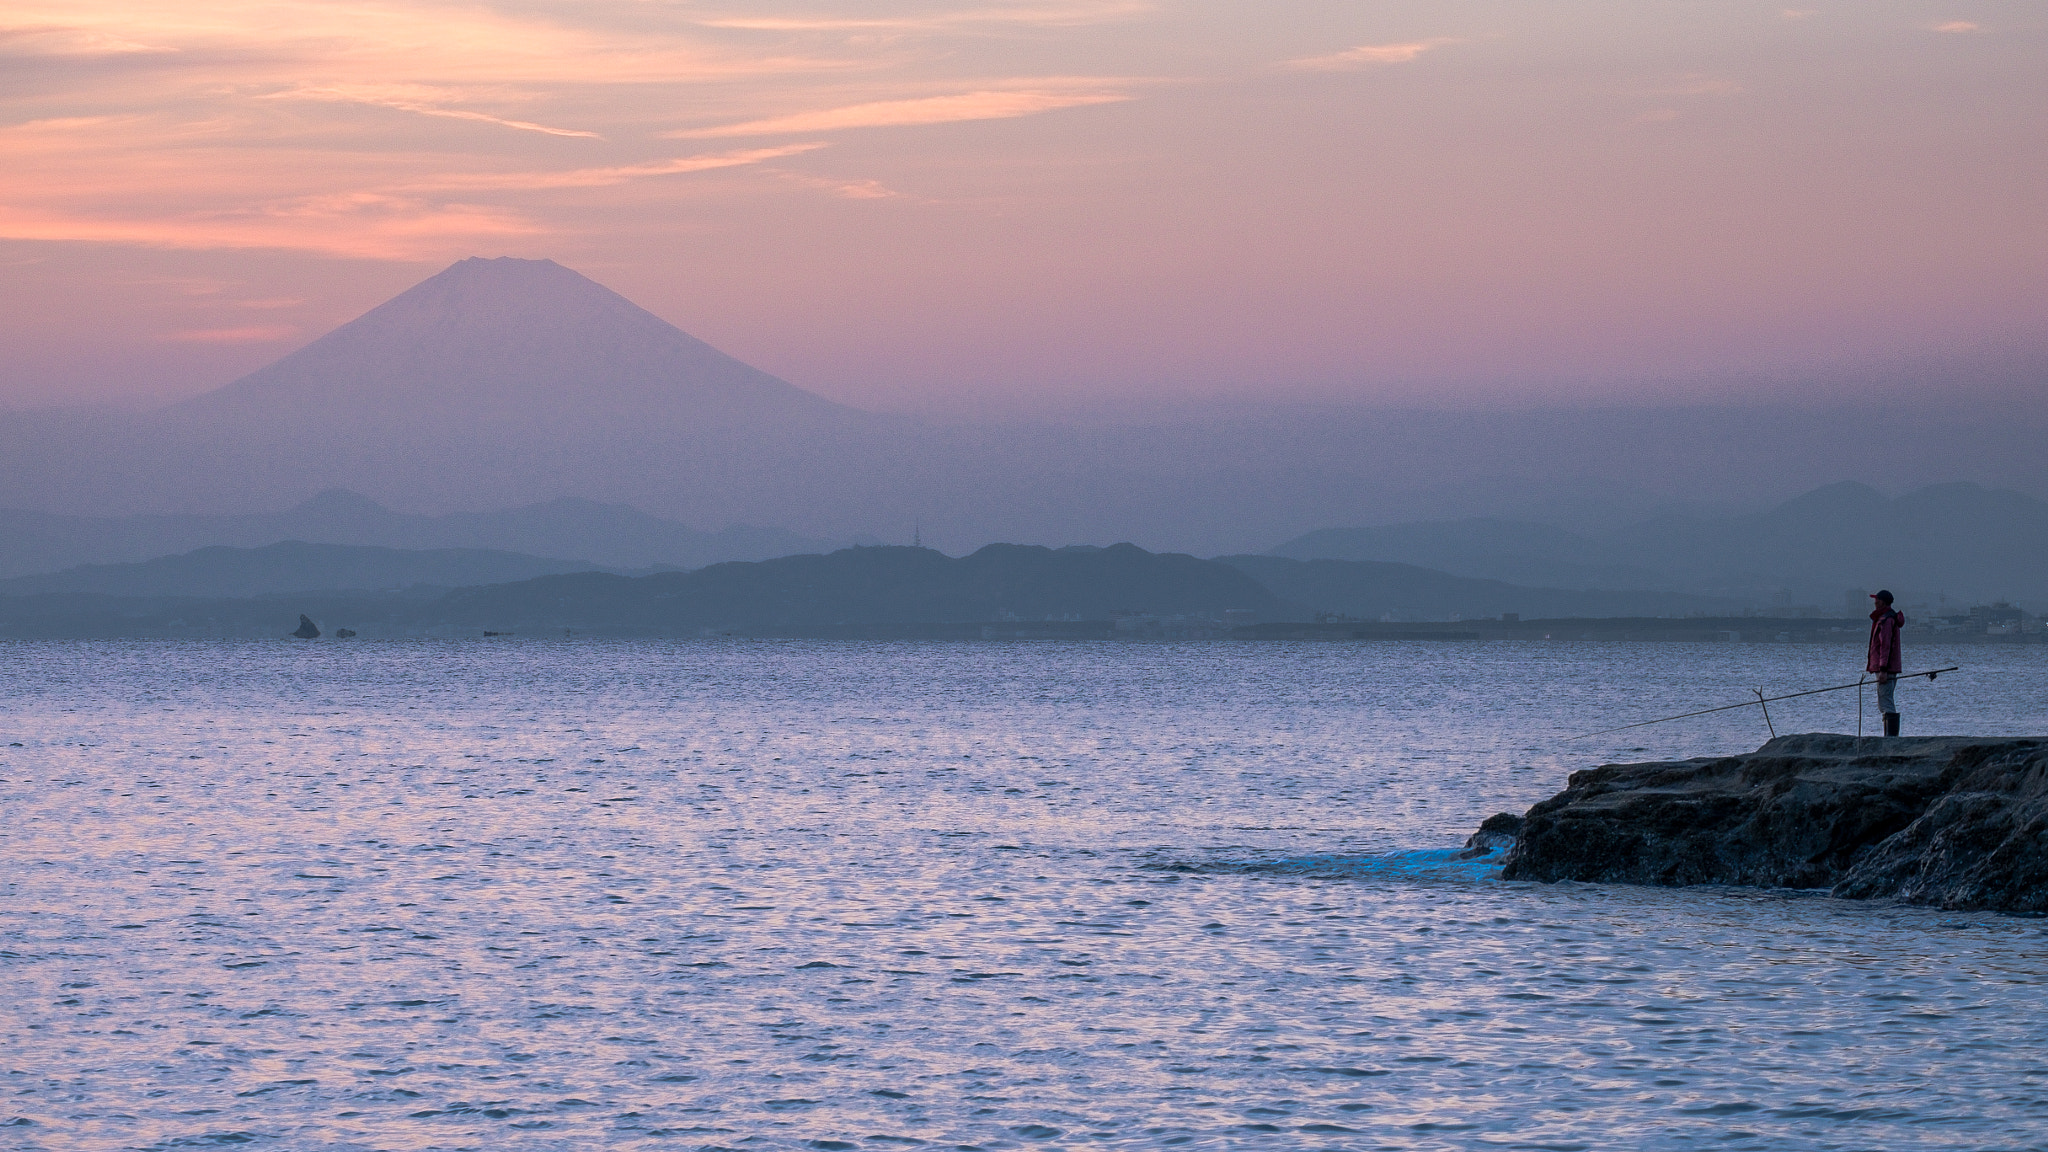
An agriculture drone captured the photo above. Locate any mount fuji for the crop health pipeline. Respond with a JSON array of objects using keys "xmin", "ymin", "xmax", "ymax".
[
  {"xmin": 0, "ymin": 258, "xmax": 902, "ymax": 522},
  {"xmin": 180, "ymin": 257, "xmax": 852, "ymax": 430}
]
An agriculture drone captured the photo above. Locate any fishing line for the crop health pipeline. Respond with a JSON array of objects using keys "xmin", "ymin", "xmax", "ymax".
[{"xmin": 1567, "ymin": 667, "xmax": 1959, "ymax": 741}]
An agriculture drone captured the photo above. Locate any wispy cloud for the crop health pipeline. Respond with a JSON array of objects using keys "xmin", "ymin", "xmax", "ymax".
[
  {"xmin": 695, "ymin": 3, "xmax": 1154, "ymax": 32},
  {"xmin": 411, "ymin": 146, "xmax": 829, "ymax": 191},
  {"xmin": 162, "ymin": 325, "xmax": 297, "ymax": 344},
  {"xmin": 1649, "ymin": 74, "xmax": 1743, "ymax": 97},
  {"xmin": 0, "ymin": 194, "xmax": 538, "ymax": 261},
  {"xmin": 671, "ymin": 90, "xmax": 1128, "ymax": 138},
  {"xmin": 774, "ymin": 170, "xmax": 899, "ymax": 199},
  {"xmin": 1932, "ymin": 21, "xmax": 1981, "ymax": 33},
  {"xmin": 268, "ymin": 87, "xmax": 604, "ymax": 139},
  {"xmin": 0, "ymin": 24, "xmax": 173, "ymax": 56},
  {"xmin": 1288, "ymin": 38, "xmax": 1460, "ymax": 71},
  {"xmin": 1, "ymin": 1, "xmax": 835, "ymax": 86}
]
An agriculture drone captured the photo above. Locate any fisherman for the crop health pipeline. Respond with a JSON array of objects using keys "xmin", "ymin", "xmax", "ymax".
[{"xmin": 1867, "ymin": 590, "xmax": 1905, "ymax": 736}]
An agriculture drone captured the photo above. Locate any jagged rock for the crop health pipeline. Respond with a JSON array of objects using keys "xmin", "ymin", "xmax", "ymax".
[
  {"xmin": 1493, "ymin": 734, "xmax": 2048, "ymax": 913},
  {"xmin": 291, "ymin": 614, "xmax": 320, "ymax": 639}
]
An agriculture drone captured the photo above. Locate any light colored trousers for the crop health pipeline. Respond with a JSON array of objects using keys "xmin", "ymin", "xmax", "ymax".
[{"xmin": 1875, "ymin": 675, "xmax": 1897, "ymax": 714}]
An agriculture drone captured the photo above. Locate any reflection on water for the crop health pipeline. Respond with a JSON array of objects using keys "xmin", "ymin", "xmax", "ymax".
[{"xmin": 1, "ymin": 639, "xmax": 2044, "ymax": 1150}]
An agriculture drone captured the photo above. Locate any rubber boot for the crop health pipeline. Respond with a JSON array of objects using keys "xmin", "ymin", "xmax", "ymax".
[{"xmin": 1883, "ymin": 712, "xmax": 1900, "ymax": 738}]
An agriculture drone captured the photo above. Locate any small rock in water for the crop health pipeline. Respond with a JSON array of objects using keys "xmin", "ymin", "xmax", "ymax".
[
  {"xmin": 291, "ymin": 614, "xmax": 321, "ymax": 639},
  {"xmin": 1458, "ymin": 812, "xmax": 1523, "ymax": 858}
]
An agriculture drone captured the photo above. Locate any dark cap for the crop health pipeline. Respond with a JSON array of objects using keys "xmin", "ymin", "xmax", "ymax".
[{"xmin": 1870, "ymin": 589, "xmax": 1894, "ymax": 603}]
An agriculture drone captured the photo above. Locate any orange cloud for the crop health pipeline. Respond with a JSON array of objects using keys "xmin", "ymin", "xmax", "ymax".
[{"xmin": 672, "ymin": 90, "xmax": 1129, "ymax": 138}]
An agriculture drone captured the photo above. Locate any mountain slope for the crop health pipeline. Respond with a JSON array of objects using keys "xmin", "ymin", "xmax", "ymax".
[
  {"xmin": 0, "ymin": 257, "xmax": 900, "ymax": 518},
  {"xmin": 174, "ymin": 257, "xmax": 847, "ymax": 427}
]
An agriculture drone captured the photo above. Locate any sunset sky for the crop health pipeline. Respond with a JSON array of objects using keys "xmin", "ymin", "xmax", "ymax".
[{"xmin": 2, "ymin": 0, "xmax": 2042, "ymax": 413}]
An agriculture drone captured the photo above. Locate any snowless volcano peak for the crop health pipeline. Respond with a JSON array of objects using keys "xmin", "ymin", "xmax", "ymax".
[{"xmin": 176, "ymin": 256, "xmax": 845, "ymax": 423}]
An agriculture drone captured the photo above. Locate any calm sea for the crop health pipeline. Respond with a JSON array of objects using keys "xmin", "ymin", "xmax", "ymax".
[{"xmin": 3, "ymin": 639, "xmax": 2045, "ymax": 1151}]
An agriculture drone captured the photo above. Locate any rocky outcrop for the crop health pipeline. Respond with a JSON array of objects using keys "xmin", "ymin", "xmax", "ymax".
[
  {"xmin": 291, "ymin": 613, "xmax": 320, "ymax": 638},
  {"xmin": 1492, "ymin": 734, "xmax": 2048, "ymax": 913}
]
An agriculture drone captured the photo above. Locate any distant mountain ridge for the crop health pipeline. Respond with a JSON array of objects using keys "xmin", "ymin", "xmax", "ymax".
[
  {"xmin": 0, "ymin": 489, "xmax": 842, "ymax": 579},
  {"xmin": 0, "ymin": 541, "xmax": 1771, "ymax": 638},
  {"xmin": 1271, "ymin": 482, "xmax": 2048, "ymax": 609}
]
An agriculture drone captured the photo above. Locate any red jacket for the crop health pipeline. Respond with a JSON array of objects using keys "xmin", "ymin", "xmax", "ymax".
[{"xmin": 1867, "ymin": 608, "xmax": 1904, "ymax": 674}]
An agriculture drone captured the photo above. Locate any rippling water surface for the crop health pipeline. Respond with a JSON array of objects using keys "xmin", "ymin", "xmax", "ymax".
[{"xmin": 3, "ymin": 639, "xmax": 2046, "ymax": 1151}]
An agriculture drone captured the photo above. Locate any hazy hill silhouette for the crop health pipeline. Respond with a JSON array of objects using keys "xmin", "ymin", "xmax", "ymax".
[
  {"xmin": 1271, "ymin": 482, "xmax": 2048, "ymax": 608},
  {"xmin": 1600, "ymin": 482, "xmax": 2048, "ymax": 606},
  {"xmin": 431, "ymin": 543, "xmax": 1280, "ymax": 633},
  {"xmin": 0, "ymin": 540, "xmax": 609, "ymax": 599},
  {"xmin": 1269, "ymin": 518, "xmax": 1667, "ymax": 591},
  {"xmin": 0, "ymin": 489, "xmax": 839, "ymax": 579}
]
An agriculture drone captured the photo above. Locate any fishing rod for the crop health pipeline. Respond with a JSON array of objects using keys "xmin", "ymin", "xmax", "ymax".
[{"xmin": 1567, "ymin": 667, "xmax": 1959, "ymax": 741}]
